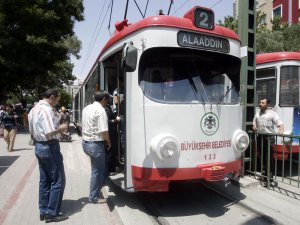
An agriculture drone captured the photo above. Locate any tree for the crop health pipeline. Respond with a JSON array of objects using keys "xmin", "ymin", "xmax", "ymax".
[
  {"xmin": 218, "ymin": 16, "xmax": 238, "ymax": 34},
  {"xmin": 0, "ymin": 0, "xmax": 84, "ymax": 103},
  {"xmin": 283, "ymin": 23, "xmax": 300, "ymax": 52},
  {"xmin": 271, "ymin": 16, "xmax": 288, "ymax": 32},
  {"xmin": 218, "ymin": 11, "xmax": 300, "ymax": 54},
  {"xmin": 256, "ymin": 30, "xmax": 284, "ymax": 54},
  {"xmin": 59, "ymin": 89, "xmax": 72, "ymax": 109}
]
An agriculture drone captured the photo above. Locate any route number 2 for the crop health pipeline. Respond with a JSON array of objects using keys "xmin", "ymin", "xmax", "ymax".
[{"xmin": 194, "ymin": 7, "xmax": 214, "ymax": 30}]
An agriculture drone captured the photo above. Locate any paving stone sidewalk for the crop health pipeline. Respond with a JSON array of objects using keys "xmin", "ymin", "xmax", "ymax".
[{"xmin": 0, "ymin": 130, "xmax": 122, "ymax": 225}]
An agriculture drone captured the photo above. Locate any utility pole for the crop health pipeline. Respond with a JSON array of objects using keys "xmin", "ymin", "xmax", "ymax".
[{"xmin": 238, "ymin": 0, "xmax": 256, "ymax": 177}]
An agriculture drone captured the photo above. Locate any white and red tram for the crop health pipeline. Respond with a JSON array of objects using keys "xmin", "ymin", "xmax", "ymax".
[
  {"xmin": 256, "ymin": 51, "xmax": 300, "ymax": 160},
  {"xmin": 73, "ymin": 6, "xmax": 249, "ymax": 192}
]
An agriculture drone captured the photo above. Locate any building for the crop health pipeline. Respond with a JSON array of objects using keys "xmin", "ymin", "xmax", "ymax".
[
  {"xmin": 256, "ymin": 0, "xmax": 273, "ymax": 29},
  {"xmin": 234, "ymin": 0, "xmax": 300, "ymax": 29},
  {"xmin": 273, "ymin": 0, "xmax": 300, "ymax": 26},
  {"xmin": 63, "ymin": 78, "xmax": 82, "ymax": 99}
]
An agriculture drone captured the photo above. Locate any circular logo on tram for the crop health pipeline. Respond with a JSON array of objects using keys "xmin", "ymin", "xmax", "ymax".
[{"xmin": 200, "ymin": 112, "xmax": 219, "ymax": 136}]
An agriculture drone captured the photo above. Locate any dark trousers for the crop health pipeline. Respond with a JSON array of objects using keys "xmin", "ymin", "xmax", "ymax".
[{"xmin": 257, "ymin": 135, "xmax": 275, "ymax": 179}]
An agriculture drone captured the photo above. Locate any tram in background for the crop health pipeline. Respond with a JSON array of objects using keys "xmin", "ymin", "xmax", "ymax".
[
  {"xmin": 73, "ymin": 6, "xmax": 249, "ymax": 192},
  {"xmin": 256, "ymin": 51, "xmax": 300, "ymax": 160}
]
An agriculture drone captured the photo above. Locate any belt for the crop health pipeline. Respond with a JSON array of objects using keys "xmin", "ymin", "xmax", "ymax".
[
  {"xmin": 36, "ymin": 139, "xmax": 59, "ymax": 144},
  {"xmin": 83, "ymin": 140, "xmax": 105, "ymax": 143}
]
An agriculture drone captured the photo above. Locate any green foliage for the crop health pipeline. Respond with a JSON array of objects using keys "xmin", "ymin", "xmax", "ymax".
[
  {"xmin": 272, "ymin": 16, "xmax": 288, "ymax": 31},
  {"xmin": 256, "ymin": 11, "xmax": 267, "ymax": 33},
  {"xmin": 0, "ymin": 0, "xmax": 84, "ymax": 103},
  {"xmin": 218, "ymin": 16, "xmax": 238, "ymax": 34},
  {"xmin": 218, "ymin": 11, "xmax": 300, "ymax": 54},
  {"xmin": 59, "ymin": 89, "xmax": 72, "ymax": 109},
  {"xmin": 283, "ymin": 23, "xmax": 300, "ymax": 52},
  {"xmin": 256, "ymin": 30, "xmax": 284, "ymax": 54}
]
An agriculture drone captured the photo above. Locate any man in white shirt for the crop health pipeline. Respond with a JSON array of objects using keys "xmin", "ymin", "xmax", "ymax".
[
  {"xmin": 253, "ymin": 98, "xmax": 284, "ymax": 185},
  {"xmin": 82, "ymin": 91, "xmax": 111, "ymax": 203},
  {"xmin": 28, "ymin": 89, "xmax": 69, "ymax": 222}
]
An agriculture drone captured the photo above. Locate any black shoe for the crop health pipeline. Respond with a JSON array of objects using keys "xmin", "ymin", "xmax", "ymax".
[
  {"xmin": 40, "ymin": 214, "xmax": 46, "ymax": 221},
  {"xmin": 45, "ymin": 215, "xmax": 68, "ymax": 223}
]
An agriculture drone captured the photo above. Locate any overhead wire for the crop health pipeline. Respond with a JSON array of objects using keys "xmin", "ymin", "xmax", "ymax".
[
  {"xmin": 108, "ymin": 0, "xmax": 114, "ymax": 36},
  {"xmin": 124, "ymin": 0, "xmax": 129, "ymax": 20},
  {"xmin": 133, "ymin": 0, "xmax": 144, "ymax": 18},
  {"xmin": 79, "ymin": 0, "xmax": 111, "ymax": 79},
  {"xmin": 171, "ymin": 0, "xmax": 225, "ymax": 16},
  {"xmin": 210, "ymin": 0, "xmax": 224, "ymax": 9},
  {"xmin": 167, "ymin": 0, "xmax": 173, "ymax": 15},
  {"xmin": 143, "ymin": 0, "xmax": 150, "ymax": 18},
  {"xmin": 171, "ymin": 0, "xmax": 193, "ymax": 16}
]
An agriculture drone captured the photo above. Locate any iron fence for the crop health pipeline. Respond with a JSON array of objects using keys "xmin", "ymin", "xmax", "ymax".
[{"xmin": 243, "ymin": 131, "xmax": 300, "ymax": 189}]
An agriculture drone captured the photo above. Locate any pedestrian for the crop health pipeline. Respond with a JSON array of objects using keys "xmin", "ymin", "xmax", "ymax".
[
  {"xmin": 82, "ymin": 90, "xmax": 111, "ymax": 203},
  {"xmin": 0, "ymin": 105, "xmax": 6, "ymax": 138},
  {"xmin": 104, "ymin": 98, "xmax": 120, "ymax": 175},
  {"xmin": 112, "ymin": 76, "xmax": 124, "ymax": 114},
  {"xmin": 253, "ymin": 98, "xmax": 284, "ymax": 186},
  {"xmin": 28, "ymin": 89, "xmax": 69, "ymax": 223},
  {"xmin": 59, "ymin": 106, "xmax": 71, "ymax": 141},
  {"xmin": 113, "ymin": 76, "xmax": 125, "ymax": 164},
  {"xmin": 1, "ymin": 104, "xmax": 18, "ymax": 151}
]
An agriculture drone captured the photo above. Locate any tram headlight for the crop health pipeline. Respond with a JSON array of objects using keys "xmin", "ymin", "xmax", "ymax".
[
  {"xmin": 232, "ymin": 130, "xmax": 249, "ymax": 152},
  {"xmin": 151, "ymin": 135, "xmax": 180, "ymax": 161}
]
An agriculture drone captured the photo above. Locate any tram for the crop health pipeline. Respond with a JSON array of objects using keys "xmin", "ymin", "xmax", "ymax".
[
  {"xmin": 73, "ymin": 6, "xmax": 249, "ymax": 192},
  {"xmin": 256, "ymin": 51, "xmax": 300, "ymax": 160}
]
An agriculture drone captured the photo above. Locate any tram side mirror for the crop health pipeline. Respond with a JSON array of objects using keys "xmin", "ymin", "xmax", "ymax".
[{"xmin": 122, "ymin": 43, "xmax": 137, "ymax": 72}]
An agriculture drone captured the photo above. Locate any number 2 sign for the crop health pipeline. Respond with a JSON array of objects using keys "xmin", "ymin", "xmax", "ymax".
[{"xmin": 194, "ymin": 7, "xmax": 214, "ymax": 30}]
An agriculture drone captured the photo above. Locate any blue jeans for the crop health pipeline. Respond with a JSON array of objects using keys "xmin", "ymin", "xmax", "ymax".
[
  {"xmin": 82, "ymin": 141, "xmax": 107, "ymax": 201},
  {"xmin": 35, "ymin": 142, "xmax": 66, "ymax": 216}
]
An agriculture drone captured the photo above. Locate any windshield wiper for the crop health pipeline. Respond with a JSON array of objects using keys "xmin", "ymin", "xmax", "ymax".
[
  {"xmin": 216, "ymin": 86, "xmax": 234, "ymax": 106},
  {"xmin": 188, "ymin": 77, "xmax": 206, "ymax": 105}
]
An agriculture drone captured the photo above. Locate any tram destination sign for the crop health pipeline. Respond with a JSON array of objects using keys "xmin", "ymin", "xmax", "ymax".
[{"xmin": 177, "ymin": 31, "xmax": 230, "ymax": 53}]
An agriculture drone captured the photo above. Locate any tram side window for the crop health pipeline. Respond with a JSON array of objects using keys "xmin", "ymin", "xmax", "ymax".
[
  {"xmin": 256, "ymin": 68, "xmax": 276, "ymax": 107},
  {"xmin": 84, "ymin": 68, "xmax": 99, "ymax": 106},
  {"xmin": 280, "ymin": 66, "xmax": 300, "ymax": 106}
]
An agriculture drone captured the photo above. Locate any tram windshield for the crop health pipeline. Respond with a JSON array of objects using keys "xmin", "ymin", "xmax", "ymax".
[{"xmin": 139, "ymin": 48, "xmax": 240, "ymax": 104}]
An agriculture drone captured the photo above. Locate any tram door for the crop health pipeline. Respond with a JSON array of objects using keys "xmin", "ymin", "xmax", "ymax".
[
  {"xmin": 103, "ymin": 52, "xmax": 126, "ymax": 175},
  {"xmin": 114, "ymin": 73, "xmax": 126, "ymax": 170}
]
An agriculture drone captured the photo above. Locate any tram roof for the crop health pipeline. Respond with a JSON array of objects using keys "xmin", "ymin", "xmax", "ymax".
[
  {"xmin": 82, "ymin": 8, "xmax": 240, "ymax": 85},
  {"xmin": 256, "ymin": 52, "xmax": 300, "ymax": 65},
  {"xmin": 100, "ymin": 14, "xmax": 239, "ymax": 57}
]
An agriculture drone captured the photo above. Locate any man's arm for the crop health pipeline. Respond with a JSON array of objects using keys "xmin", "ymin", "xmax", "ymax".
[
  {"xmin": 45, "ymin": 123, "xmax": 68, "ymax": 140},
  {"xmin": 277, "ymin": 124, "xmax": 284, "ymax": 135},
  {"xmin": 101, "ymin": 131, "xmax": 111, "ymax": 150},
  {"xmin": 252, "ymin": 116, "xmax": 257, "ymax": 132}
]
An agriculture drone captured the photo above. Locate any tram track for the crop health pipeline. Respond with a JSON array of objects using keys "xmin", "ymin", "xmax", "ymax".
[
  {"xmin": 134, "ymin": 180, "xmax": 283, "ymax": 225},
  {"xmin": 199, "ymin": 181, "xmax": 282, "ymax": 225},
  {"xmin": 105, "ymin": 178, "xmax": 294, "ymax": 225},
  {"xmin": 137, "ymin": 197, "xmax": 171, "ymax": 225}
]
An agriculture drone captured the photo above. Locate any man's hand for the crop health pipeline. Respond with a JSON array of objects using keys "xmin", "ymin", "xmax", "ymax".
[
  {"xmin": 252, "ymin": 124, "xmax": 257, "ymax": 132},
  {"xmin": 106, "ymin": 141, "xmax": 111, "ymax": 150},
  {"xmin": 58, "ymin": 123, "xmax": 68, "ymax": 133}
]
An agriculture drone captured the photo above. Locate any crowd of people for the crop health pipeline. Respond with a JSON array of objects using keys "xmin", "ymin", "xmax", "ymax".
[{"xmin": 0, "ymin": 101, "xmax": 72, "ymax": 152}]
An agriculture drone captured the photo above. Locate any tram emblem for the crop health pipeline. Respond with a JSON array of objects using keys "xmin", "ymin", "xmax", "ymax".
[{"xmin": 201, "ymin": 112, "xmax": 219, "ymax": 136}]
